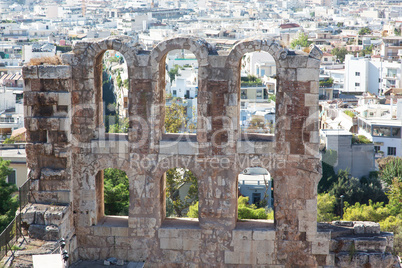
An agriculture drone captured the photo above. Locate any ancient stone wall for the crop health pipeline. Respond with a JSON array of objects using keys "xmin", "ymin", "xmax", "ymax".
[{"xmin": 22, "ymin": 36, "xmax": 352, "ymax": 267}]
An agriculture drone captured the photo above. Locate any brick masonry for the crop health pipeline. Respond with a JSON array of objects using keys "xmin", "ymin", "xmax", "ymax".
[{"xmin": 22, "ymin": 36, "xmax": 400, "ymax": 267}]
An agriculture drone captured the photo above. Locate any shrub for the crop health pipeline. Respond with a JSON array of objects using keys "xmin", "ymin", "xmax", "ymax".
[
  {"xmin": 343, "ymin": 200, "xmax": 390, "ymax": 222},
  {"xmin": 28, "ymin": 55, "xmax": 63, "ymax": 66},
  {"xmin": 317, "ymin": 193, "xmax": 340, "ymax": 222},
  {"xmin": 187, "ymin": 201, "xmax": 199, "ymax": 218}
]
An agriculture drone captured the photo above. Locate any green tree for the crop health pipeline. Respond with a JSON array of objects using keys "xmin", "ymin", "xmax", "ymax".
[
  {"xmin": 319, "ymin": 77, "xmax": 334, "ymax": 87},
  {"xmin": 188, "ymin": 196, "xmax": 274, "ymax": 220},
  {"xmin": 166, "ymin": 168, "xmax": 198, "ymax": 217},
  {"xmin": 165, "ymin": 102, "xmax": 187, "ymax": 133},
  {"xmin": 187, "ymin": 201, "xmax": 199, "ymax": 218},
  {"xmin": 103, "ymin": 168, "xmax": 129, "ymax": 216},
  {"xmin": 168, "ymin": 65, "xmax": 180, "ymax": 82},
  {"xmin": 0, "ymin": 158, "xmax": 18, "ymax": 233},
  {"xmin": 358, "ymin": 27, "xmax": 372, "ymax": 35},
  {"xmin": 358, "ymin": 45, "xmax": 373, "ymax": 57},
  {"xmin": 328, "ymin": 170, "xmax": 387, "ymax": 215},
  {"xmin": 317, "ymin": 193, "xmax": 340, "ymax": 222},
  {"xmin": 378, "ymin": 157, "xmax": 402, "ymax": 185},
  {"xmin": 290, "ymin": 32, "xmax": 312, "ymax": 49},
  {"xmin": 108, "ymin": 117, "xmax": 129, "ymax": 133},
  {"xmin": 331, "ymin": 47, "xmax": 348, "ymax": 63},
  {"xmin": 318, "ymin": 149, "xmax": 337, "ymax": 193}
]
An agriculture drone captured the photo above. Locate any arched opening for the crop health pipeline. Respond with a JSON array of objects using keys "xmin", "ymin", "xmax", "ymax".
[
  {"xmin": 95, "ymin": 168, "xmax": 129, "ymax": 225},
  {"xmin": 239, "ymin": 51, "xmax": 276, "ymax": 140},
  {"xmin": 95, "ymin": 49, "xmax": 129, "ymax": 137},
  {"xmin": 236, "ymin": 167, "xmax": 274, "ymax": 228},
  {"xmin": 164, "ymin": 50, "xmax": 198, "ymax": 137},
  {"xmin": 161, "ymin": 167, "xmax": 199, "ymax": 226}
]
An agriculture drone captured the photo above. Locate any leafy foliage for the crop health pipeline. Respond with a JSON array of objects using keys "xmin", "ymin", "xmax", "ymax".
[
  {"xmin": 103, "ymin": 168, "xmax": 129, "ymax": 216},
  {"xmin": 166, "ymin": 168, "xmax": 198, "ymax": 217},
  {"xmin": 358, "ymin": 27, "xmax": 372, "ymax": 35},
  {"xmin": 331, "ymin": 47, "xmax": 348, "ymax": 63},
  {"xmin": 352, "ymin": 135, "xmax": 372, "ymax": 144},
  {"xmin": 318, "ymin": 150, "xmax": 337, "ymax": 193},
  {"xmin": 343, "ymin": 200, "xmax": 390, "ymax": 222},
  {"xmin": 108, "ymin": 116, "xmax": 129, "ymax": 133},
  {"xmin": 0, "ymin": 158, "xmax": 18, "ymax": 233},
  {"xmin": 3, "ymin": 138, "xmax": 15, "ymax": 144},
  {"xmin": 165, "ymin": 102, "xmax": 188, "ymax": 133},
  {"xmin": 290, "ymin": 32, "xmax": 312, "ymax": 49},
  {"xmin": 187, "ymin": 196, "xmax": 274, "ymax": 220},
  {"xmin": 378, "ymin": 157, "xmax": 402, "ymax": 185},
  {"xmin": 358, "ymin": 45, "xmax": 373, "ymax": 57},
  {"xmin": 168, "ymin": 65, "xmax": 181, "ymax": 82},
  {"xmin": 328, "ymin": 170, "xmax": 387, "ymax": 215},
  {"xmin": 240, "ymin": 75, "xmax": 263, "ymax": 86},
  {"xmin": 343, "ymin": 110, "xmax": 355, "ymax": 118},
  {"xmin": 317, "ymin": 193, "xmax": 340, "ymax": 222},
  {"xmin": 187, "ymin": 201, "xmax": 199, "ymax": 218},
  {"xmin": 319, "ymin": 77, "xmax": 333, "ymax": 88}
]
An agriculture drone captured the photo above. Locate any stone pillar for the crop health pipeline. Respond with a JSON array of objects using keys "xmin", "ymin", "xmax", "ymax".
[
  {"xmin": 23, "ymin": 65, "xmax": 72, "ymax": 204},
  {"xmin": 273, "ymin": 47, "xmax": 323, "ymax": 266}
]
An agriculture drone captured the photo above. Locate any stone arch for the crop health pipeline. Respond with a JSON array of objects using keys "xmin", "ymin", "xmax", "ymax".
[
  {"xmin": 155, "ymin": 157, "xmax": 205, "ymax": 225},
  {"xmin": 224, "ymin": 38, "xmax": 288, "ymax": 141},
  {"xmin": 149, "ymin": 37, "xmax": 213, "ymax": 140},
  {"xmin": 74, "ymin": 154, "xmax": 132, "ymax": 225},
  {"xmin": 71, "ymin": 37, "xmax": 139, "ymax": 140},
  {"xmin": 225, "ymin": 39, "xmax": 288, "ymax": 74}
]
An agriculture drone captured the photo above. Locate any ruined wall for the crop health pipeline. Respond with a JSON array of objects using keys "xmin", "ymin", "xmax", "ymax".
[{"xmin": 22, "ymin": 36, "xmax": 333, "ymax": 267}]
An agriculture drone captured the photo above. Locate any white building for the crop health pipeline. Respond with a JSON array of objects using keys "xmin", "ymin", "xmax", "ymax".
[
  {"xmin": 242, "ymin": 51, "xmax": 276, "ymax": 78},
  {"xmin": 238, "ymin": 167, "xmax": 273, "ymax": 208},
  {"xmin": 344, "ymin": 54, "xmax": 402, "ymax": 95},
  {"xmin": 22, "ymin": 44, "xmax": 56, "ymax": 63}
]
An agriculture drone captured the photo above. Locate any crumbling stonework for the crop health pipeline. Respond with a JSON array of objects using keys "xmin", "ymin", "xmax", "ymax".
[{"xmin": 22, "ymin": 36, "xmax": 400, "ymax": 267}]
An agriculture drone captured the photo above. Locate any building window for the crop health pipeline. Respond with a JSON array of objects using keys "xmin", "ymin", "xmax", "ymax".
[
  {"xmin": 8, "ymin": 170, "xmax": 16, "ymax": 185},
  {"xmin": 388, "ymin": 147, "xmax": 396, "ymax": 156},
  {"xmin": 355, "ymin": 72, "xmax": 360, "ymax": 76},
  {"xmin": 355, "ymin": 82, "xmax": 360, "ymax": 87},
  {"xmin": 374, "ymin": 146, "xmax": 380, "ymax": 153},
  {"xmin": 252, "ymin": 193, "xmax": 261, "ymax": 205}
]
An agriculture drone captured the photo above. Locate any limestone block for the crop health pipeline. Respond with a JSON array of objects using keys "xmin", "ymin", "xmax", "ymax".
[
  {"xmin": 354, "ymin": 237, "xmax": 387, "ymax": 253},
  {"xmin": 159, "ymin": 141, "xmax": 179, "ymax": 155},
  {"xmin": 23, "ymin": 66, "xmax": 38, "ymax": 79},
  {"xmin": 28, "ymin": 224, "xmax": 59, "ymax": 241},
  {"xmin": 38, "ymin": 66, "xmax": 72, "ymax": 79},
  {"xmin": 224, "ymin": 251, "xmax": 240, "ymax": 264},
  {"xmin": 93, "ymin": 226, "xmax": 111, "ymax": 236},
  {"xmin": 111, "ymin": 227, "xmax": 129, "ymax": 237},
  {"xmin": 308, "ymin": 45, "xmax": 323, "ymax": 60},
  {"xmin": 160, "ymin": 238, "xmax": 183, "ymax": 250},
  {"xmin": 297, "ymin": 68, "xmax": 319, "ymax": 82},
  {"xmin": 182, "ymin": 239, "xmax": 200, "ymax": 251},
  {"xmin": 178, "ymin": 141, "xmax": 198, "ymax": 155},
  {"xmin": 256, "ymin": 252, "xmax": 273, "ymax": 264},
  {"xmin": 158, "ymin": 228, "xmax": 180, "ymax": 238},
  {"xmin": 238, "ymin": 251, "xmax": 256, "ymax": 265},
  {"xmin": 237, "ymin": 141, "xmax": 255, "ymax": 154},
  {"xmin": 252, "ymin": 230, "xmax": 275, "ymax": 241},
  {"xmin": 310, "ymin": 81, "xmax": 319, "ymax": 94},
  {"xmin": 304, "ymin": 93, "xmax": 319, "ymax": 107},
  {"xmin": 253, "ymin": 240, "xmax": 274, "ymax": 254},
  {"xmin": 353, "ymin": 222, "xmax": 365, "ymax": 234},
  {"xmin": 58, "ymin": 93, "xmax": 71, "ymax": 105},
  {"xmin": 312, "ymin": 237, "xmax": 330, "ymax": 255}
]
